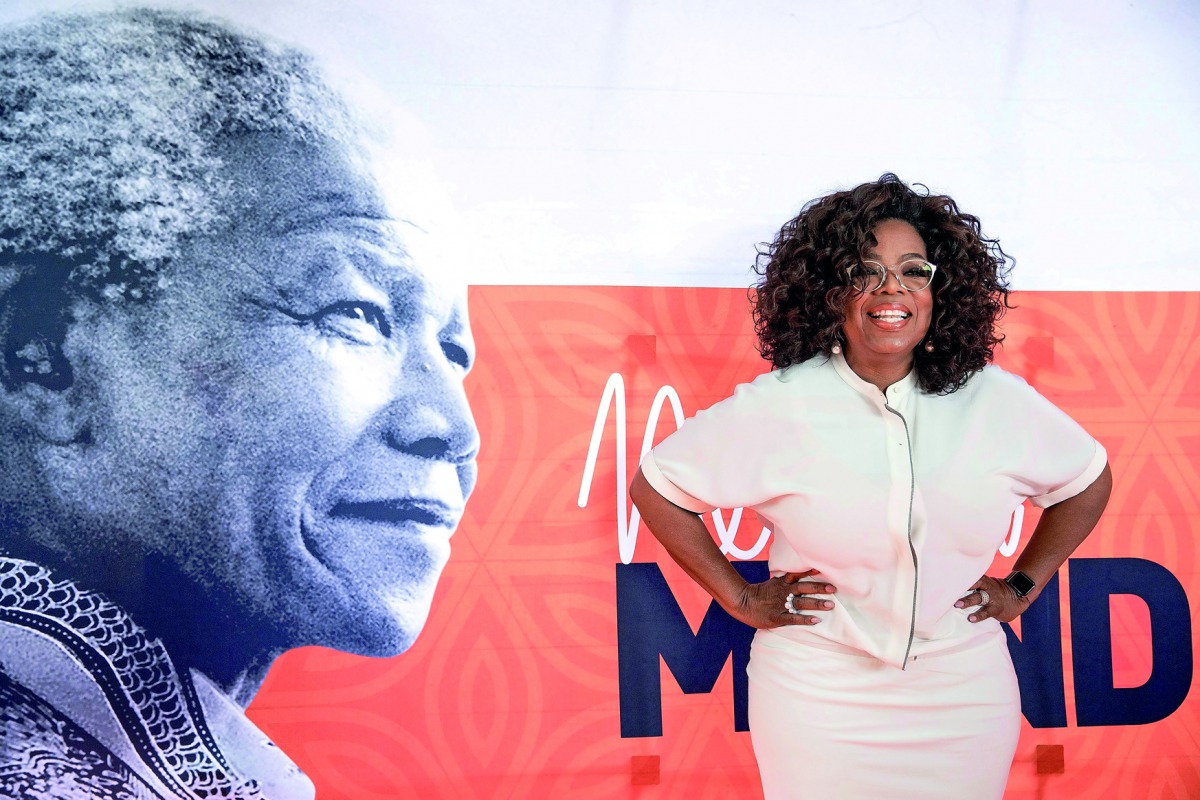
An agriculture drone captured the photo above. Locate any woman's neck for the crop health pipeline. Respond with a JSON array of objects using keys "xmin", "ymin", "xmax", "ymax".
[{"xmin": 842, "ymin": 349, "xmax": 914, "ymax": 395}]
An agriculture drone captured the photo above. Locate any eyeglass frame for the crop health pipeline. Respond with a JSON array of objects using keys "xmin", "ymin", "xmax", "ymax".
[{"xmin": 845, "ymin": 258, "xmax": 940, "ymax": 293}]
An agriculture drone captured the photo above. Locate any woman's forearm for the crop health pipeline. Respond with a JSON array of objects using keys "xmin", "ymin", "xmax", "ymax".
[
  {"xmin": 1014, "ymin": 463, "xmax": 1113, "ymax": 589},
  {"xmin": 630, "ymin": 467, "xmax": 834, "ymax": 629},
  {"xmin": 629, "ymin": 467, "xmax": 750, "ymax": 613}
]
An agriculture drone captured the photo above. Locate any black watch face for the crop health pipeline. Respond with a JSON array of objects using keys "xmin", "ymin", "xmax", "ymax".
[{"xmin": 1007, "ymin": 571, "xmax": 1036, "ymax": 597}]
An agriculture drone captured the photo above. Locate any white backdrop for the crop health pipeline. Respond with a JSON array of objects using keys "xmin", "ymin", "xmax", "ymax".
[{"xmin": 3, "ymin": 0, "xmax": 1197, "ymax": 289}]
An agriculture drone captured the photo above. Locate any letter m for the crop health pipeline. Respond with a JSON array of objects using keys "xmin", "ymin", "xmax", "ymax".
[{"xmin": 616, "ymin": 561, "xmax": 767, "ymax": 737}]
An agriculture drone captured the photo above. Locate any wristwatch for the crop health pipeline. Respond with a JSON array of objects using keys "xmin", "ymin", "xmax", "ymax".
[{"xmin": 1005, "ymin": 570, "xmax": 1036, "ymax": 598}]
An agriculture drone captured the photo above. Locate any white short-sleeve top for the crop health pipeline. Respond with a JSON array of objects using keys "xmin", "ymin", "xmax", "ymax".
[{"xmin": 640, "ymin": 352, "xmax": 1107, "ymax": 669}]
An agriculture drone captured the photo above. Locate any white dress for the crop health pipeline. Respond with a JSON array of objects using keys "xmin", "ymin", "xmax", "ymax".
[{"xmin": 641, "ymin": 353, "xmax": 1106, "ymax": 799}]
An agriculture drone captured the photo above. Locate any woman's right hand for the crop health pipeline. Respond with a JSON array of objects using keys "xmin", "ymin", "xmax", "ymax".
[
  {"xmin": 630, "ymin": 469, "xmax": 837, "ymax": 631},
  {"xmin": 730, "ymin": 569, "xmax": 837, "ymax": 629}
]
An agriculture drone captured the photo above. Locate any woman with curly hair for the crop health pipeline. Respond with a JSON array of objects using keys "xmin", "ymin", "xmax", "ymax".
[{"xmin": 630, "ymin": 174, "xmax": 1111, "ymax": 798}]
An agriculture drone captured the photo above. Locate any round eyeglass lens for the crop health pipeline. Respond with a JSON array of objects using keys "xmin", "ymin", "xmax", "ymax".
[
  {"xmin": 847, "ymin": 263, "xmax": 882, "ymax": 292},
  {"xmin": 897, "ymin": 259, "xmax": 935, "ymax": 290}
]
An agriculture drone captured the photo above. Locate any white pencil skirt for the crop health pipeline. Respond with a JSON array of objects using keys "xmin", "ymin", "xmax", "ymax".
[{"xmin": 747, "ymin": 630, "xmax": 1021, "ymax": 800}]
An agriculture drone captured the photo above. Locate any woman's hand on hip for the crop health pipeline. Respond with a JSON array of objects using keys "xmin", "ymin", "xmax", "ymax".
[
  {"xmin": 956, "ymin": 575, "xmax": 1033, "ymax": 624},
  {"xmin": 731, "ymin": 569, "xmax": 836, "ymax": 629}
]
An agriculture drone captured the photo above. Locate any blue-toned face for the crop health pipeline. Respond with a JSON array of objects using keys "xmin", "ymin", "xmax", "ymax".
[{"xmin": 61, "ymin": 134, "xmax": 478, "ymax": 658}]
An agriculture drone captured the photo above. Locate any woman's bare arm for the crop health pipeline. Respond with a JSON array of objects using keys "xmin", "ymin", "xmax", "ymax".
[
  {"xmin": 960, "ymin": 462, "xmax": 1113, "ymax": 622},
  {"xmin": 630, "ymin": 467, "xmax": 834, "ymax": 628}
]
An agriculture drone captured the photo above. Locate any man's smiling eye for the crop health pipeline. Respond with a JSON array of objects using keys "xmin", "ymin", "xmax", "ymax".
[
  {"xmin": 442, "ymin": 339, "xmax": 472, "ymax": 370},
  {"xmin": 313, "ymin": 302, "xmax": 391, "ymax": 343}
]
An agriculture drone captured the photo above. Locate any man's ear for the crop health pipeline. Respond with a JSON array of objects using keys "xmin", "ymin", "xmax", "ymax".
[{"xmin": 0, "ymin": 265, "xmax": 89, "ymax": 445}]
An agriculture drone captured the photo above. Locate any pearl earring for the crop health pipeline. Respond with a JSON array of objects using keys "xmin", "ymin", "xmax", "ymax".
[
  {"xmin": 831, "ymin": 342, "xmax": 842, "ymax": 355},
  {"xmin": 924, "ymin": 340, "xmax": 935, "ymax": 353}
]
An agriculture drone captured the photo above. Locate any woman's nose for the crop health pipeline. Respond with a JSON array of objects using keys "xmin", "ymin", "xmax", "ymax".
[{"xmin": 877, "ymin": 268, "xmax": 907, "ymax": 293}]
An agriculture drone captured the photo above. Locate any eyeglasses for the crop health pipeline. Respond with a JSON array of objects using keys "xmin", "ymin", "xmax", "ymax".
[{"xmin": 846, "ymin": 259, "xmax": 938, "ymax": 293}]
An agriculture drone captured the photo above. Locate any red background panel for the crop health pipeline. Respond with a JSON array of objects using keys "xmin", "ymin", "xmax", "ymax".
[{"xmin": 248, "ymin": 287, "xmax": 1199, "ymax": 799}]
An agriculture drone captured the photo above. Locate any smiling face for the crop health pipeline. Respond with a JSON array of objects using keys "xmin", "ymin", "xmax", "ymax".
[
  {"xmin": 55, "ymin": 134, "xmax": 478, "ymax": 661},
  {"xmin": 841, "ymin": 218, "xmax": 934, "ymax": 387}
]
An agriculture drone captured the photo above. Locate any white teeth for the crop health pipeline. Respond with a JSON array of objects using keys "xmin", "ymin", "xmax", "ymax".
[{"xmin": 869, "ymin": 310, "xmax": 911, "ymax": 320}]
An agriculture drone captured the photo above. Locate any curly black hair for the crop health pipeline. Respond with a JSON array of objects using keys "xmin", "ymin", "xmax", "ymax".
[{"xmin": 752, "ymin": 174, "xmax": 1013, "ymax": 395}]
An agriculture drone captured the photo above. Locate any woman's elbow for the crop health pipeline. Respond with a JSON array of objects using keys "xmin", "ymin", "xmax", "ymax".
[{"xmin": 629, "ymin": 466, "xmax": 652, "ymax": 508}]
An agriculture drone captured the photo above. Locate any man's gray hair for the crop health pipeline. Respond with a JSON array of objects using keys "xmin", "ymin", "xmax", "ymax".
[{"xmin": 0, "ymin": 8, "xmax": 357, "ymax": 301}]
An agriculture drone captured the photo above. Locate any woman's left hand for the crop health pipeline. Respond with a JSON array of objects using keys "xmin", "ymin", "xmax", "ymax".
[{"xmin": 956, "ymin": 575, "xmax": 1034, "ymax": 624}]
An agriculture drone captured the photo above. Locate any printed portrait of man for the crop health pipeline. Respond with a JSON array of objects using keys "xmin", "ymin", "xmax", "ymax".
[{"xmin": 0, "ymin": 8, "xmax": 478, "ymax": 799}]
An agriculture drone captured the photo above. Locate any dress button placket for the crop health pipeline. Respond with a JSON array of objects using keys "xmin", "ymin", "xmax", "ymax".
[{"xmin": 881, "ymin": 393, "xmax": 918, "ymax": 668}]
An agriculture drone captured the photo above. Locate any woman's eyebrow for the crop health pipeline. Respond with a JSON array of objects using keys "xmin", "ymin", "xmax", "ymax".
[{"xmin": 862, "ymin": 250, "xmax": 928, "ymax": 261}]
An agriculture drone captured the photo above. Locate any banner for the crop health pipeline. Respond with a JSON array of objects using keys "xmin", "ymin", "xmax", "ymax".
[
  {"xmin": 247, "ymin": 287, "xmax": 1199, "ymax": 797},
  {"xmin": 0, "ymin": 2, "xmax": 1196, "ymax": 798}
]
